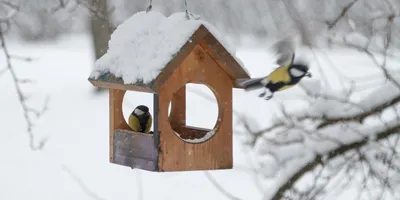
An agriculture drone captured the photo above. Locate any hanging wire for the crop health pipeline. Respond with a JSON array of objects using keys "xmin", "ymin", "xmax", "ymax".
[
  {"xmin": 146, "ymin": 0, "xmax": 152, "ymax": 12},
  {"xmin": 184, "ymin": 0, "xmax": 189, "ymax": 19},
  {"xmin": 184, "ymin": 0, "xmax": 200, "ymax": 20}
]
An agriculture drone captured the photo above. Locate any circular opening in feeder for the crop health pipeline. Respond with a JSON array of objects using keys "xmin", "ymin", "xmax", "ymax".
[
  {"xmin": 168, "ymin": 83, "xmax": 220, "ymax": 144},
  {"xmin": 122, "ymin": 91, "xmax": 154, "ymax": 132}
]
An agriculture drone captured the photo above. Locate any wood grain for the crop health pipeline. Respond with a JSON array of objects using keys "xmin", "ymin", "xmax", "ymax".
[
  {"xmin": 151, "ymin": 26, "xmax": 210, "ymax": 92},
  {"xmin": 200, "ymin": 31, "xmax": 250, "ymax": 88},
  {"xmin": 109, "ymin": 89, "xmax": 130, "ymax": 162},
  {"xmin": 113, "ymin": 129, "xmax": 158, "ymax": 171},
  {"xmin": 157, "ymin": 44, "xmax": 233, "ymax": 171},
  {"xmin": 169, "ymin": 85, "xmax": 186, "ymax": 128}
]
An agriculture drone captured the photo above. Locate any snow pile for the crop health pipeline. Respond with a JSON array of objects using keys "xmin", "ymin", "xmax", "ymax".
[{"xmin": 90, "ymin": 11, "xmax": 244, "ymax": 84}]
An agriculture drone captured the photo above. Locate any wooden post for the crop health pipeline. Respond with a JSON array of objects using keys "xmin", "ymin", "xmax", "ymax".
[
  {"xmin": 169, "ymin": 86, "xmax": 186, "ymax": 130},
  {"xmin": 109, "ymin": 88, "xmax": 130, "ymax": 162},
  {"xmin": 157, "ymin": 45, "xmax": 233, "ymax": 171}
]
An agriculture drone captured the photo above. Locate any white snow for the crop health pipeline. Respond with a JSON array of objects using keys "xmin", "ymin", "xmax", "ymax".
[
  {"xmin": 2, "ymin": 32, "xmax": 400, "ymax": 200},
  {"xmin": 176, "ymin": 130, "xmax": 216, "ymax": 143},
  {"xmin": 90, "ymin": 11, "xmax": 244, "ymax": 85}
]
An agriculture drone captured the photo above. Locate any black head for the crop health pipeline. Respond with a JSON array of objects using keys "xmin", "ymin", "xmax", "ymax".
[
  {"xmin": 132, "ymin": 105, "xmax": 150, "ymax": 116},
  {"xmin": 289, "ymin": 63, "xmax": 311, "ymax": 78},
  {"xmin": 136, "ymin": 105, "xmax": 149, "ymax": 113}
]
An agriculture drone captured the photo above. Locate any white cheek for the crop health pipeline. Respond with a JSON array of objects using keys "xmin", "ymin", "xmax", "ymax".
[
  {"xmin": 134, "ymin": 109, "xmax": 144, "ymax": 116},
  {"xmin": 290, "ymin": 68, "xmax": 305, "ymax": 77}
]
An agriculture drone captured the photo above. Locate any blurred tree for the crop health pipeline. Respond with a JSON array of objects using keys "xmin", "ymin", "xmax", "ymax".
[
  {"xmin": 89, "ymin": 0, "xmax": 112, "ymax": 60},
  {"xmin": 88, "ymin": 0, "xmax": 113, "ymax": 92}
]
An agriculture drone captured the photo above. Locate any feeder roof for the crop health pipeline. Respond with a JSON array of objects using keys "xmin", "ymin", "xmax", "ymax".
[{"xmin": 88, "ymin": 11, "xmax": 250, "ymax": 93}]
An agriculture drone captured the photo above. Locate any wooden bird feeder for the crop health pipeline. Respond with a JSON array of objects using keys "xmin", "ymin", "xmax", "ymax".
[{"xmin": 88, "ymin": 24, "xmax": 250, "ymax": 172}]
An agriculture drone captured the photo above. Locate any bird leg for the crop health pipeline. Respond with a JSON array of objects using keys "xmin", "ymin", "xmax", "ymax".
[
  {"xmin": 264, "ymin": 93, "xmax": 273, "ymax": 100},
  {"xmin": 259, "ymin": 88, "xmax": 273, "ymax": 100}
]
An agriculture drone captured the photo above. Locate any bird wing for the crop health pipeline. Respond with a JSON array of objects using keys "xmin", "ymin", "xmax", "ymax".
[
  {"xmin": 267, "ymin": 64, "xmax": 291, "ymax": 83},
  {"xmin": 128, "ymin": 114, "xmax": 141, "ymax": 132},
  {"xmin": 145, "ymin": 115, "xmax": 152, "ymax": 133},
  {"xmin": 272, "ymin": 37, "xmax": 295, "ymax": 67}
]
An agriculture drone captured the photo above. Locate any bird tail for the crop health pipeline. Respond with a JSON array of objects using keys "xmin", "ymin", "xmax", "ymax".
[{"xmin": 236, "ymin": 77, "xmax": 265, "ymax": 91}]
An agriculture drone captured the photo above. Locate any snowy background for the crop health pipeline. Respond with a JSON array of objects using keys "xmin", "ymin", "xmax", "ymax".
[{"xmin": 1, "ymin": 0, "xmax": 400, "ymax": 200}]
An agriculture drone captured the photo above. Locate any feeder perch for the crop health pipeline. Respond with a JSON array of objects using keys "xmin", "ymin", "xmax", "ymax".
[{"xmin": 88, "ymin": 24, "xmax": 250, "ymax": 172}]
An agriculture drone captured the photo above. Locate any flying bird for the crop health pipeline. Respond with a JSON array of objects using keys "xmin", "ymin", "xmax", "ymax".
[{"xmin": 236, "ymin": 38, "xmax": 312, "ymax": 100}]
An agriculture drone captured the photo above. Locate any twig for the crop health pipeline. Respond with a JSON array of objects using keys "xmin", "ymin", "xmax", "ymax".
[
  {"xmin": 62, "ymin": 165, "xmax": 107, "ymax": 200},
  {"xmin": 0, "ymin": 0, "xmax": 20, "ymax": 21},
  {"xmin": 0, "ymin": 26, "xmax": 47, "ymax": 150},
  {"xmin": 325, "ymin": 0, "xmax": 360, "ymax": 30},
  {"xmin": 204, "ymin": 171, "xmax": 243, "ymax": 200},
  {"xmin": 75, "ymin": 0, "xmax": 116, "ymax": 31}
]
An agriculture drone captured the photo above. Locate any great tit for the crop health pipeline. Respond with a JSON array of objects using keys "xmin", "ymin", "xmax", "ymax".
[
  {"xmin": 128, "ymin": 105, "xmax": 152, "ymax": 133},
  {"xmin": 236, "ymin": 38, "xmax": 312, "ymax": 100}
]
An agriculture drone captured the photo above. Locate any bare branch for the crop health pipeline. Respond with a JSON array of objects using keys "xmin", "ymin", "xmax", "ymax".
[
  {"xmin": 325, "ymin": 0, "xmax": 360, "ymax": 30},
  {"xmin": 0, "ymin": 0, "xmax": 20, "ymax": 21},
  {"xmin": 62, "ymin": 165, "xmax": 107, "ymax": 200},
  {"xmin": 204, "ymin": 171, "xmax": 243, "ymax": 200},
  {"xmin": 74, "ymin": 0, "xmax": 116, "ymax": 31},
  {"xmin": 9, "ymin": 54, "xmax": 34, "ymax": 62},
  {"xmin": 0, "ymin": 25, "xmax": 47, "ymax": 150}
]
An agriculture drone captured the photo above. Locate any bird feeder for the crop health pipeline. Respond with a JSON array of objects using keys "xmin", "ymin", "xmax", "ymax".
[{"xmin": 88, "ymin": 14, "xmax": 249, "ymax": 172}]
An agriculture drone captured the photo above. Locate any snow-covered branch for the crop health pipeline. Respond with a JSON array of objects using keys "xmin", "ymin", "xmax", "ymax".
[
  {"xmin": 325, "ymin": 0, "xmax": 360, "ymax": 30},
  {"xmin": 269, "ymin": 123, "xmax": 400, "ymax": 200},
  {"xmin": 235, "ymin": 5, "xmax": 400, "ymax": 199}
]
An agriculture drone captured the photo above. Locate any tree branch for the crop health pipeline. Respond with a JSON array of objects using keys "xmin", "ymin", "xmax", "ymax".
[
  {"xmin": 204, "ymin": 171, "xmax": 243, "ymax": 200},
  {"xmin": 270, "ymin": 124, "xmax": 400, "ymax": 200},
  {"xmin": 317, "ymin": 94, "xmax": 400, "ymax": 129},
  {"xmin": 62, "ymin": 165, "xmax": 107, "ymax": 200},
  {"xmin": 0, "ymin": 26, "xmax": 47, "ymax": 150},
  {"xmin": 325, "ymin": 0, "xmax": 360, "ymax": 30}
]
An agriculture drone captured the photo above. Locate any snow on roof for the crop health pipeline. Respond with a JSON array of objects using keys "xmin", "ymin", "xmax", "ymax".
[{"xmin": 90, "ymin": 11, "xmax": 244, "ymax": 85}]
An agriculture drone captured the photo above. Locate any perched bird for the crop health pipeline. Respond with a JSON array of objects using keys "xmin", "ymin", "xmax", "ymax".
[
  {"xmin": 236, "ymin": 38, "xmax": 312, "ymax": 100},
  {"xmin": 128, "ymin": 105, "xmax": 152, "ymax": 133}
]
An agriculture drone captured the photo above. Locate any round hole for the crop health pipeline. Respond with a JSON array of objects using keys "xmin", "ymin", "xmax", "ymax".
[
  {"xmin": 122, "ymin": 91, "xmax": 154, "ymax": 132},
  {"xmin": 168, "ymin": 83, "xmax": 220, "ymax": 144}
]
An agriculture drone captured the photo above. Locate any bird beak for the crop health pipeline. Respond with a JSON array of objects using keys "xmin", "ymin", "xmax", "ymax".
[{"xmin": 305, "ymin": 72, "xmax": 312, "ymax": 78}]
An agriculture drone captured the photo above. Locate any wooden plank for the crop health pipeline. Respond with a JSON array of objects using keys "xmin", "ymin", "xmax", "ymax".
[
  {"xmin": 152, "ymin": 93, "xmax": 160, "ymax": 171},
  {"xmin": 169, "ymin": 85, "xmax": 186, "ymax": 128},
  {"xmin": 151, "ymin": 25, "xmax": 210, "ymax": 93},
  {"xmin": 199, "ymin": 28, "xmax": 250, "ymax": 88},
  {"xmin": 89, "ymin": 78, "xmax": 154, "ymax": 93},
  {"xmin": 109, "ymin": 89, "xmax": 130, "ymax": 162},
  {"xmin": 112, "ymin": 129, "xmax": 158, "ymax": 171},
  {"xmin": 173, "ymin": 125, "xmax": 209, "ymax": 140},
  {"xmin": 157, "ymin": 44, "xmax": 233, "ymax": 171},
  {"xmin": 113, "ymin": 155, "xmax": 157, "ymax": 171}
]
